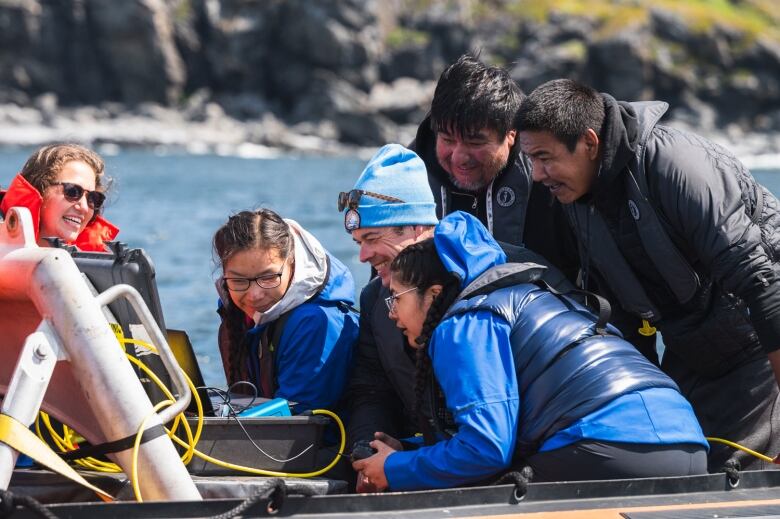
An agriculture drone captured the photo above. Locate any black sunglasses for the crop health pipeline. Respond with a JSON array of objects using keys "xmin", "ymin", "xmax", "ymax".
[
  {"xmin": 53, "ymin": 182, "xmax": 106, "ymax": 210},
  {"xmin": 337, "ymin": 189, "xmax": 404, "ymax": 211}
]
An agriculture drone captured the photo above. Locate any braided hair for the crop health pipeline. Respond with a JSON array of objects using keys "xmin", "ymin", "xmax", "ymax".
[
  {"xmin": 390, "ymin": 238, "xmax": 461, "ymax": 425},
  {"xmin": 213, "ymin": 209, "xmax": 293, "ymax": 384}
]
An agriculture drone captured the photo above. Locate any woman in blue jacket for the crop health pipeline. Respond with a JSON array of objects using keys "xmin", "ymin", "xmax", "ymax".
[
  {"xmin": 353, "ymin": 211, "xmax": 708, "ymax": 490},
  {"xmin": 214, "ymin": 209, "xmax": 358, "ymax": 412}
]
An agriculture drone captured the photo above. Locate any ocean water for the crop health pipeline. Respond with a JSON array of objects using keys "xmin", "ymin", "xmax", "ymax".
[{"xmin": 1, "ymin": 149, "xmax": 779, "ymax": 386}]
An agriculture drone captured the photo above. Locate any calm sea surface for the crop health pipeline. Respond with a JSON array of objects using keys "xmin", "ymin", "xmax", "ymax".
[{"xmin": 1, "ymin": 149, "xmax": 779, "ymax": 386}]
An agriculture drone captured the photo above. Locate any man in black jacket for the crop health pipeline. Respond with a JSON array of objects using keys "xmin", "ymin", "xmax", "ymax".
[
  {"xmin": 516, "ymin": 78, "xmax": 780, "ymax": 472},
  {"xmin": 410, "ymin": 54, "xmax": 578, "ymax": 281}
]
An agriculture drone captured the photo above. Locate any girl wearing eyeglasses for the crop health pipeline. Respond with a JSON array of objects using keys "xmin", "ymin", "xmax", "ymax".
[
  {"xmin": 213, "ymin": 209, "xmax": 359, "ymax": 412},
  {"xmin": 0, "ymin": 143, "xmax": 118, "ymax": 251},
  {"xmin": 352, "ymin": 211, "xmax": 708, "ymax": 491}
]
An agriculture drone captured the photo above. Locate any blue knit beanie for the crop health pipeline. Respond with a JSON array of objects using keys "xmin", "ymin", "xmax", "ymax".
[{"xmin": 342, "ymin": 144, "xmax": 438, "ymax": 232}]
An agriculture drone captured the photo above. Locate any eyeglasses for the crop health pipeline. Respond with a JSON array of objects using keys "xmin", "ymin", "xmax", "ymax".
[
  {"xmin": 224, "ymin": 258, "xmax": 288, "ymax": 291},
  {"xmin": 53, "ymin": 182, "xmax": 106, "ymax": 210},
  {"xmin": 337, "ymin": 189, "xmax": 404, "ymax": 211},
  {"xmin": 384, "ymin": 286, "xmax": 418, "ymax": 312}
]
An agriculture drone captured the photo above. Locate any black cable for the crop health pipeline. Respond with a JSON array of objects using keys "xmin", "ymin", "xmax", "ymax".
[
  {"xmin": 0, "ymin": 489, "xmax": 59, "ymax": 519},
  {"xmin": 197, "ymin": 384, "xmax": 315, "ymax": 463},
  {"xmin": 227, "ymin": 381, "xmax": 259, "ymax": 412}
]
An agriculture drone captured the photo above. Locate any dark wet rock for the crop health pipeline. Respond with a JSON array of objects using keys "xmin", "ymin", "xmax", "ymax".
[
  {"xmin": 587, "ymin": 31, "xmax": 652, "ymax": 101},
  {"xmin": 650, "ymin": 8, "xmax": 691, "ymax": 45},
  {"xmin": 368, "ymin": 78, "xmax": 435, "ymax": 125},
  {"xmin": 1, "ymin": 0, "xmax": 780, "ymax": 150}
]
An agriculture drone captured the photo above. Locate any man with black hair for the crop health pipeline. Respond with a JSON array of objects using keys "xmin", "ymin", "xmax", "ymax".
[
  {"xmin": 516, "ymin": 78, "xmax": 780, "ymax": 472},
  {"xmin": 410, "ymin": 54, "xmax": 577, "ymax": 280}
]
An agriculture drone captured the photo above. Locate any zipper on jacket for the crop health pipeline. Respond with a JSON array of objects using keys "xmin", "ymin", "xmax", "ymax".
[
  {"xmin": 451, "ymin": 191, "xmax": 478, "ymax": 210},
  {"xmin": 486, "ymin": 179, "xmax": 495, "ymax": 235},
  {"xmin": 578, "ymin": 203, "xmax": 594, "ymax": 291}
]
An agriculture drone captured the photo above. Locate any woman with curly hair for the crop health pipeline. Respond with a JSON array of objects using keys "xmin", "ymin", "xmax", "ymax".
[{"xmin": 0, "ymin": 143, "xmax": 118, "ymax": 251}]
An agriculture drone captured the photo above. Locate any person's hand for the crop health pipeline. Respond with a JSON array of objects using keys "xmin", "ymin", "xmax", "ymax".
[
  {"xmin": 355, "ymin": 469, "xmax": 378, "ymax": 493},
  {"xmin": 352, "ymin": 438, "xmax": 396, "ymax": 492}
]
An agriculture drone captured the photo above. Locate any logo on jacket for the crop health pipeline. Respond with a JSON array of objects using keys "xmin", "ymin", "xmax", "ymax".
[
  {"xmin": 628, "ymin": 200, "xmax": 640, "ymax": 220},
  {"xmin": 496, "ymin": 187, "xmax": 516, "ymax": 207},
  {"xmin": 344, "ymin": 208, "xmax": 361, "ymax": 231}
]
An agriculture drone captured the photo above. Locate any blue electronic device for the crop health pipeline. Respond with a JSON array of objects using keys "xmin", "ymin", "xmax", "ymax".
[{"xmin": 237, "ymin": 398, "xmax": 292, "ymax": 418}]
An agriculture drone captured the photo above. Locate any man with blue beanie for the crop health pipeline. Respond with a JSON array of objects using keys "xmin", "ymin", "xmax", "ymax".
[
  {"xmin": 339, "ymin": 143, "xmax": 572, "ymax": 492},
  {"xmin": 339, "ymin": 145, "xmax": 438, "ymax": 493}
]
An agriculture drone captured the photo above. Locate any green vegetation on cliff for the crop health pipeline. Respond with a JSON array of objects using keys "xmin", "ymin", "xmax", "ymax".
[
  {"xmin": 399, "ymin": 0, "xmax": 779, "ymax": 43},
  {"xmin": 527, "ymin": 0, "xmax": 777, "ymax": 41}
]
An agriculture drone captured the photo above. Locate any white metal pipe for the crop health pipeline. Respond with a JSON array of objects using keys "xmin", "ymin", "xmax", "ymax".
[
  {"xmin": 0, "ymin": 208, "xmax": 200, "ymax": 501},
  {"xmin": 0, "ymin": 323, "xmax": 58, "ymax": 489}
]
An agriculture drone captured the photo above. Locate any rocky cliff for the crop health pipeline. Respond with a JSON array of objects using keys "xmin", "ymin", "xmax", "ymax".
[{"xmin": 1, "ymin": 0, "xmax": 779, "ymax": 157}]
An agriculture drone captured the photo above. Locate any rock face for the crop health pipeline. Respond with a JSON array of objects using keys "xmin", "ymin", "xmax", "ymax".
[{"xmin": 0, "ymin": 0, "xmax": 779, "ymax": 154}]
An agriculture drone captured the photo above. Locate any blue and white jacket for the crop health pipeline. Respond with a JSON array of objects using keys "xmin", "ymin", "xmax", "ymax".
[
  {"xmin": 384, "ymin": 212, "xmax": 707, "ymax": 490},
  {"xmin": 217, "ymin": 219, "xmax": 358, "ymax": 412}
]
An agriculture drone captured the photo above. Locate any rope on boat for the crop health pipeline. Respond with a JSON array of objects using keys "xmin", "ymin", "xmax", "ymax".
[
  {"xmin": 208, "ymin": 478, "xmax": 287, "ymax": 518},
  {"xmin": 0, "ymin": 489, "xmax": 59, "ymax": 519},
  {"xmin": 493, "ymin": 465, "xmax": 533, "ymax": 502},
  {"xmin": 720, "ymin": 458, "xmax": 741, "ymax": 488}
]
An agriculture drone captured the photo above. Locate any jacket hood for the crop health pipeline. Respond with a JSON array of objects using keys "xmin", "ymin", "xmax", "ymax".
[
  {"xmin": 254, "ymin": 219, "xmax": 331, "ymax": 325},
  {"xmin": 413, "ymin": 113, "xmax": 449, "ymax": 186},
  {"xmin": 434, "ymin": 211, "xmax": 507, "ymax": 289},
  {"xmin": 215, "ymin": 219, "xmax": 355, "ymax": 326},
  {"xmin": 0, "ymin": 173, "xmax": 118, "ymax": 251},
  {"xmin": 590, "ymin": 94, "xmax": 639, "ymax": 197}
]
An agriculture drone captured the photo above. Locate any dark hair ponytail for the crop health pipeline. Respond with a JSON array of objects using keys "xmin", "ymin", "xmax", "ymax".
[
  {"xmin": 213, "ymin": 209, "xmax": 293, "ymax": 384},
  {"xmin": 390, "ymin": 238, "xmax": 461, "ymax": 423}
]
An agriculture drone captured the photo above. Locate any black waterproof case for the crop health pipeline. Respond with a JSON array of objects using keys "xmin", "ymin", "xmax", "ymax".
[{"xmin": 50, "ymin": 239, "xmax": 174, "ymax": 405}]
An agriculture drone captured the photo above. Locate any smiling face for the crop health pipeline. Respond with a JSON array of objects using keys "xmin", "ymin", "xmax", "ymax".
[
  {"xmin": 38, "ymin": 160, "xmax": 98, "ymax": 245},
  {"xmin": 518, "ymin": 129, "xmax": 600, "ymax": 204},
  {"xmin": 435, "ymin": 127, "xmax": 516, "ymax": 191},
  {"xmin": 352, "ymin": 226, "xmax": 425, "ymax": 286},
  {"xmin": 223, "ymin": 247, "xmax": 293, "ymax": 318},
  {"xmin": 388, "ymin": 276, "xmax": 441, "ymax": 348}
]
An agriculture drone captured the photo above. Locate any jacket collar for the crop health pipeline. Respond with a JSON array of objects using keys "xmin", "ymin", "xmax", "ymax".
[{"xmin": 1, "ymin": 173, "xmax": 119, "ymax": 251}]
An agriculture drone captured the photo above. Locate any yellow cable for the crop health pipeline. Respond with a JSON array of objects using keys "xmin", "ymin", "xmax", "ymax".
[
  {"xmin": 120, "ymin": 337, "xmax": 204, "ymax": 463},
  {"xmin": 34, "ymin": 340, "xmax": 204, "ymax": 473},
  {"xmin": 123, "ymin": 353, "xmax": 201, "ymax": 460},
  {"xmin": 35, "ymin": 335, "xmax": 345, "ymax": 485},
  {"xmin": 706, "ymin": 436, "xmax": 776, "ymax": 464},
  {"xmin": 123, "ymin": 337, "xmax": 348, "ymax": 477},
  {"xmin": 132, "ymin": 400, "xmax": 174, "ymax": 502}
]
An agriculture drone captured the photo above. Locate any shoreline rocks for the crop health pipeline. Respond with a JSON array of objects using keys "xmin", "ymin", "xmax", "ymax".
[{"xmin": 0, "ymin": 95, "xmax": 778, "ymax": 170}]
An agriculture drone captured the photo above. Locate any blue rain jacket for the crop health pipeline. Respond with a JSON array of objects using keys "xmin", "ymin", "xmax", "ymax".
[
  {"xmin": 384, "ymin": 212, "xmax": 706, "ymax": 490},
  {"xmin": 240, "ymin": 252, "xmax": 358, "ymax": 412}
]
